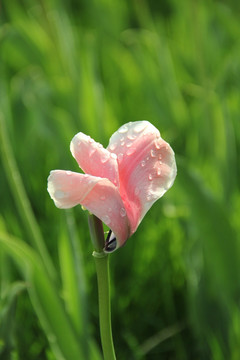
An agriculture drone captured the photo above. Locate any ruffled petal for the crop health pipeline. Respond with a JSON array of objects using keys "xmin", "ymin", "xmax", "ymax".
[
  {"xmin": 47, "ymin": 170, "xmax": 130, "ymax": 248},
  {"xmin": 70, "ymin": 132, "xmax": 119, "ymax": 186},
  {"xmin": 107, "ymin": 121, "xmax": 177, "ymax": 233}
]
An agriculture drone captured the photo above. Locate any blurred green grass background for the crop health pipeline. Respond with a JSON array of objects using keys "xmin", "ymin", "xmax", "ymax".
[{"xmin": 1, "ymin": 0, "xmax": 240, "ymax": 359}]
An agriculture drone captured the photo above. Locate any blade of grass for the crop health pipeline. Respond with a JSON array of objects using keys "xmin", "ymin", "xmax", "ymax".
[
  {"xmin": 0, "ymin": 113, "xmax": 56, "ymax": 281},
  {"xmin": 0, "ymin": 231, "xmax": 101, "ymax": 360},
  {"xmin": 58, "ymin": 210, "xmax": 89, "ymax": 358}
]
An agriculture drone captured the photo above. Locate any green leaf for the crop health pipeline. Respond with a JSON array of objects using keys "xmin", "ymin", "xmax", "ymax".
[{"xmin": 0, "ymin": 231, "xmax": 101, "ymax": 360}]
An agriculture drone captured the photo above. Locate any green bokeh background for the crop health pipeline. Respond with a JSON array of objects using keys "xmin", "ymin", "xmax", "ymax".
[{"xmin": 1, "ymin": 0, "xmax": 240, "ymax": 359}]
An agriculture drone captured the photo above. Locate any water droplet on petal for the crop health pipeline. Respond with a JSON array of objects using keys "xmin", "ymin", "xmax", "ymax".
[
  {"xmin": 146, "ymin": 193, "xmax": 152, "ymax": 201},
  {"xmin": 157, "ymin": 168, "xmax": 161, "ymax": 176},
  {"xmin": 141, "ymin": 160, "xmax": 146, "ymax": 167},
  {"xmin": 126, "ymin": 142, "xmax": 132, "ymax": 148},
  {"xmin": 121, "ymin": 141, "xmax": 125, "ymax": 147},
  {"xmin": 118, "ymin": 125, "xmax": 129, "ymax": 134},
  {"xmin": 158, "ymin": 154, "xmax": 162, "ymax": 160},
  {"xmin": 109, "ymin": 143, "xmax": 117, "ymax": 151},
  {"xmin": 127, "ymin": 134, "xmax": 137, "ymax": 140},
  {"xmin": 89, "ymin": 138, "xmax": 94, "ymax": 143},
  {"xmin": 101, "ymin": 152, "xmax": 110, "ymax": 163},
  {"xmin": 126, "ymin": 147, "xmax": 136, "ymax": 156},
  {"xmin": 66, "ymin": 171, "xmax": 71, "ymax": 175},
  {"xmin": 135, "ymin": 187, "xmax": 140, "ymax": 196},
  {"xmin": 110, "ymin": 153, "xmax": 117, "ymax": 159},
  {"xmin": 133, "ymin": 122, "xmax": 147, "ymax": 133},
  {"xmin": 89, "ymin": 148, "xmax": 96, "ymax": 157},
  {"xmin": 146, "ymin": 156, "xmax": 149, "ymax": 161},
  {"xmin": 118, "ymin": 153, "xmax": 123, "ymax": 163},
  {"xmin": 151, "ymin": 149, "xmax": 157, "ymax": 158},
  {"xmin": 54, "ymin": 190, "xmax": 66, "ymax": 199},
  {"xmin": 100, "ymin": 195, "xmax": 106, "ymax": 200},
  {"xmin": 102, "ymin": 215, "xmax": 111, "ymax": 225},
  {"xmin": 120, "ymin": 208, "xmax": 126, "ymax": 217},
  {"xmin": 148, "ymin": 174, "xmax": 153, "ymax": 181},
  {"xmin": 146, "ymin": 192, "xmax": 157, "ymax": 202},
  {"xmin": 155, "ymin": 140, "xmax": 161, "ymax": 149}
]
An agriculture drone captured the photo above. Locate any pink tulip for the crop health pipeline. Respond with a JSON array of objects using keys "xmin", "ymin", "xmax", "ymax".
[{"xmin": 47, "ymin": 121, "xmax": 177, "ymax": 252}]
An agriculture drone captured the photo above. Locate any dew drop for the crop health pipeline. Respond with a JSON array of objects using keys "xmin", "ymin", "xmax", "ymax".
[
  {"xmin": 126, "ymin": 142, "xmax": 132, "ymax": 148},
  {"xmin": 155, "ymin": 140, "xmax": 161, "ymax": 149},
  {"xmin": 101, "ymin": 152, "xmax": 110, "ymax": 163},
  {"xmin": 126, "ymin": 147, "xmax": 136, "ymax": 156},
  {"xmin": 134, "ymin": 187, "xmax": 140, "ymax": 196},
  {"xmin": 118, "ymin": 125, "xmax": 128, "ymax": 134},
  {"xmin": 157, "ymin": 168, "xmax": 162, "ymax": 176},
  {"xmin": 120, "ymin": 208, "xmax": 126, "ymax": 217},
  {"xmin": 54, "ymin": 190, "xmax": 65, "ymax": 199},
  {"xmin": 102, "ymin": 215, "xmax": 111, "ymax": 225},
  {"xmin": 120, "ymin": 141, "xmax": 125, "ymax": 147},
  {"xmin": 146, "ymin": 156, "xmax": 149, "ymax": 161},
  {"xmin": 89, "ymin": 138, "xmax": 94, "ymax": 143},
  {"xmin": 141, "ymin": 160, "xmax": 146, "ymax": 167},
  {"xmin": 158, "ymin": 154, "xmax": 162, "ymax": 160},
  {"xmin": 109, "ymin": 143, "xmax": 117, "ymax": 151},
  {"xmin": 127, "ymin": 134, "xmax": 137, "ymax": 140},
  {"xmin": 110, "ymin": 153, "xmax": 117, "ymax": 159},
  {"xmin": 146, "ymin": 193, "xmax": 152, "ymax": 202},
  {"xmin": 146, "ymin": 192, "xmax": 156, "ymax": 202},
  {"xmin": 148, "ymin": 174, "xmax": 153, "ymax": 181},
  {"xmin": 118, "ymin": 153, "xmax": 123, "ymax": 163},
  {"xmin": 133, "ymin": 122, "xmax": 147, "ymax": 133},
  {"xmin": 151, "ymin": 149, "xmax": 157, "ymax": 158},
  {"xmin": 89, "ymin": 148, "xmax": 96, "ymax": 157},
  {"xmin": 66, "ymin": 171, "xmax": 71, "ymax": 175},
  {"xmin": 100, "ymin": 195, "xmax": 106, "ymax": 201}
]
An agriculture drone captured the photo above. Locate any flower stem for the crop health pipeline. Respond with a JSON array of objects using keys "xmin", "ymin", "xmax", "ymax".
[
  {"xmin": 88, "ymin": 215, "xmax": 116, "ymax": 360},
  {"xmin": 94, "ymin": 253, "xmax": 116, "ymax": 360}
]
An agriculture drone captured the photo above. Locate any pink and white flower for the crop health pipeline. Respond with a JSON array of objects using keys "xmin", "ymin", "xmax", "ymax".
[{"xmin": 47, "ymin": 121, "xmax": 177, "ymax": 252}]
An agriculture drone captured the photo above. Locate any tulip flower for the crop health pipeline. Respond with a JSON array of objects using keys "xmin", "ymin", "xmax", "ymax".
[{"xmin": 47, "ymin": 121, "xmax": 177, "ymax": 252}]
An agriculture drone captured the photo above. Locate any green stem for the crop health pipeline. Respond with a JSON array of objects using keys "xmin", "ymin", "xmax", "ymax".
[
  {"xmin": 94, "ymin": 253, "xmax": 116, "ymax": 360},
  {"xmin": 88, "ymin": 215, "xmax": 116, "ymax": 360}
]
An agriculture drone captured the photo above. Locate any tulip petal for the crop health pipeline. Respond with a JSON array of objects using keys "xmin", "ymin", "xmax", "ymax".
[
  {"xmin": 47, "ymin": 170, "xmax": 130, "ymax": 248},
  {"xmin": 70, "ymin": 132, "xmax": 119, "ymax": 186},
  {"xmin": 107, "ymin": 121, "xmax": 177, "ymax": 233}
]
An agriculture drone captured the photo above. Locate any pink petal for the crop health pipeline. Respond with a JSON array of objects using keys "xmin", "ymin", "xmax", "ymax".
[
  {"xmin": 107, "ymin": 121, "xmax": 177, "ymax": 234},
  {"xmin": 70, "ymin": 132, "xmax": 119, "ymax": 186},
  {"xmin": 47, "ymin": 170, "xmax": 130, "ymax": 248}
]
